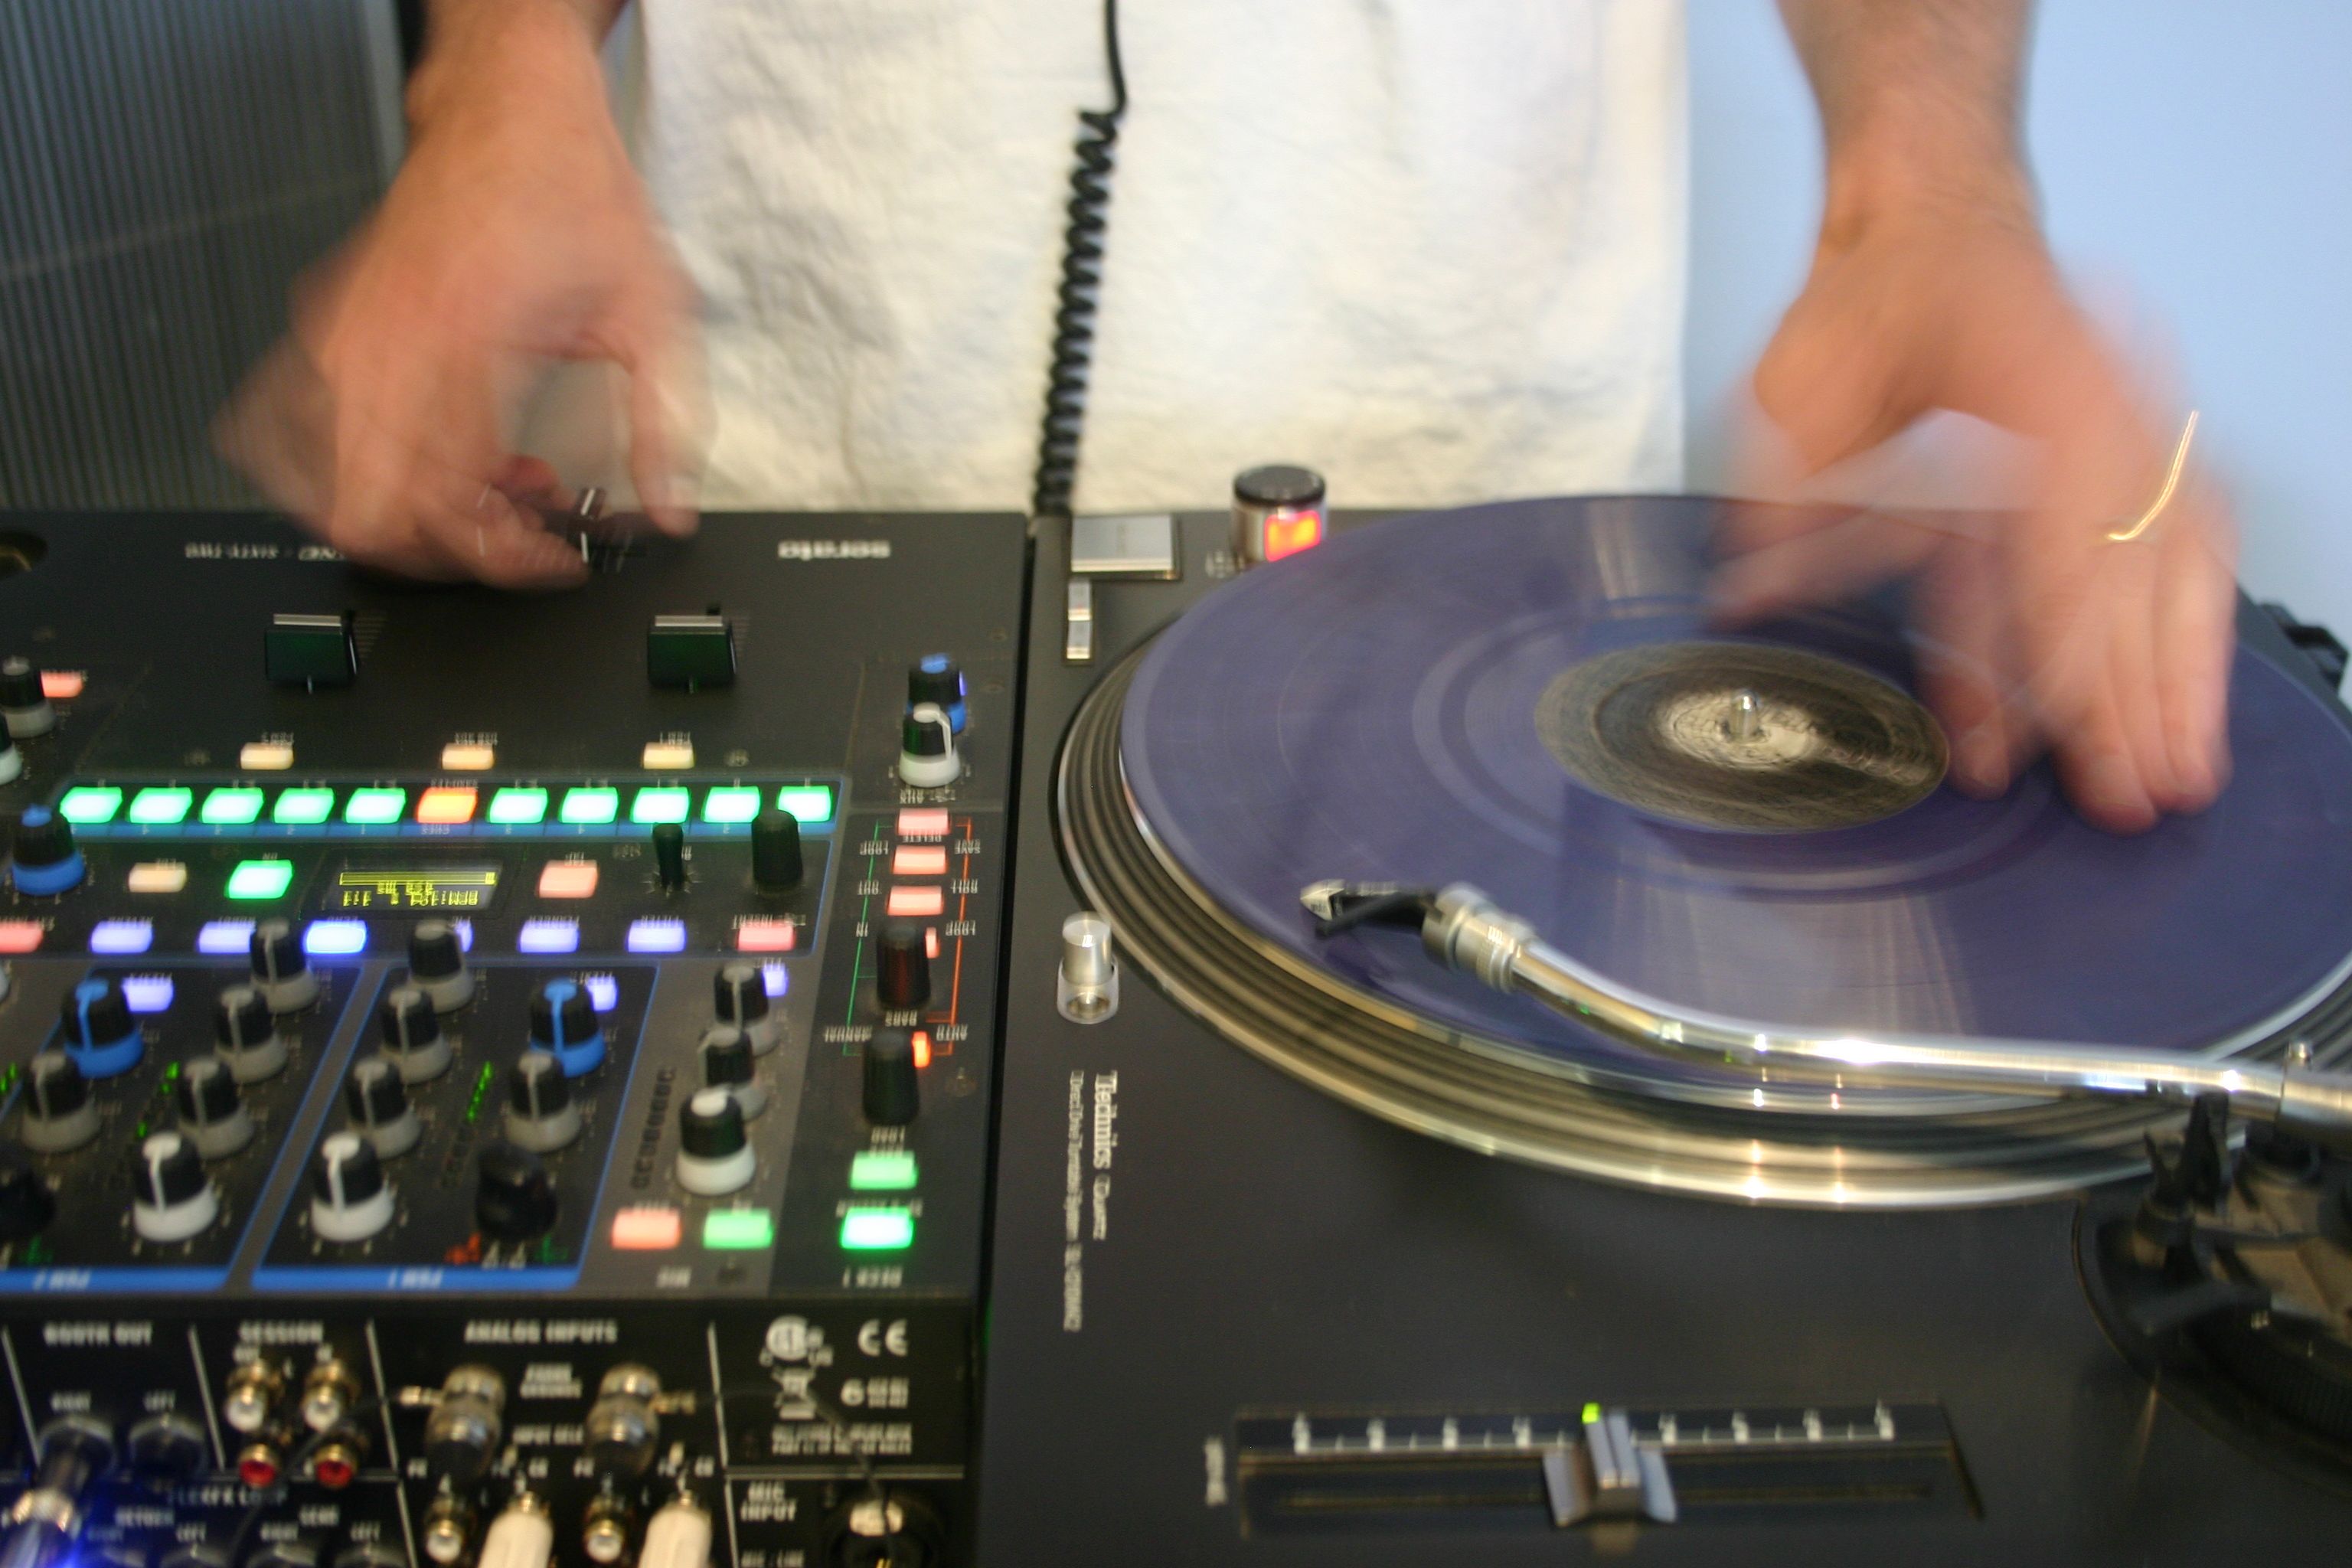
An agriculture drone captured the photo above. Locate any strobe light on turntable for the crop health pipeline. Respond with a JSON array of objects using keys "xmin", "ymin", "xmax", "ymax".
[{"xmin": 977, "ymin": 492, "xmax": 2352, "ymax": 1565}]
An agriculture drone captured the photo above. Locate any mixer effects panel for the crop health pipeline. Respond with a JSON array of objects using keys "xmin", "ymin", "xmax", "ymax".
[{"xmin": 0, "ymin": 511, "xmax": 1025, "ymax": 1568}]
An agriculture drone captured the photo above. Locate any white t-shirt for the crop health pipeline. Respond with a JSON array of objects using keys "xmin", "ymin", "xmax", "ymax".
[{"xmin": 615, "ymin": 0, "xmax": 1687, "ymax": 513}]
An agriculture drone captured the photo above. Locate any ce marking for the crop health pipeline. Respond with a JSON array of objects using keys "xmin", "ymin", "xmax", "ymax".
[{"xmin": 858, "ymin": 1318, "xmax": 910, "ymax": 1357}]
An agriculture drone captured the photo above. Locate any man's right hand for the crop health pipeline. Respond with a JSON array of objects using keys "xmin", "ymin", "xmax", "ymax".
[{"xmin": 216, "ymin": 0, "xmax": 699, "ymax": 587}]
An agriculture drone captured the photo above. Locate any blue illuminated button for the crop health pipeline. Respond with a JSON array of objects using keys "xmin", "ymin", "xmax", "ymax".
[
  {"xmin": 626, "ymin": 919, "xmax": 687, "ymax": 955},
  {"xmin": 60, "ymin": 977, "xmax": 142, "ymax": 1078},
  {"xmin": 200, "ymin": 787, "xmax": 265, "ymax": 825},
  {"xmin": 10, "ymin": 806, "xmax": 84, "ymax": 895},
  {"xmin": 196, "ymin": 920, "xmax": 256, "ymax": 956},
  {"xmin": 126, "ymin": 787, "xmax": 194, "ymax": 825},
  {"xmin": 120, "ymin": 975, "xmax": 175, "ymax": 1014},
  {"xmin": 273, "ymin": 787, "xmax": 335, "ymax": 825},
  {"xmin": 57, "ymin": 786, "xmax": 123, "ymax": 825},
  {"xmin": 839, "ymin": 1207, "xmax": 914, "ymax": 1251},
  {"xmin": 88, "ymin": 919, "xmax": 154, "ymax": 956},
  {"xmin": 848, "ymin": 1151, "xmax": 918, "ymax": 1192},
  {"xmin": 516, "ymin": 918, "xmax": 580, "ymax": 956},
  {"xmin": 342, "ymin": 787, "xmax": 407, "ymax": 825},
  {"xmin": 487, "ymin": 788, "xmax": 550, "ymax": 825},
  {"xmin": 701, "ymin": 786, "xmax": 762, "ymax": 825},
  {"xmin": 529, "ymin": 978, "xmax": 605, "ymax": 1076},
  {"xmin": 302, "ymin": 919, "xmax": 368, "ymax": 956},
  {"xmin": 225, "ymin": 859, "xmax": 296, "ymax": 901},
  {"xmin": 560, "ymin": 787, "xmax": 619, "ymax": 825},
  {"xmin": 630, "ymin": 787, "xmax": 691, "ymax": 825},
  {"xmin": 776, "ymin": 785, "xmax": 835, "ymax": 825},
  {"xmin": 583, "ymin": 974, "xmax": 621, "ymax": 1013}
]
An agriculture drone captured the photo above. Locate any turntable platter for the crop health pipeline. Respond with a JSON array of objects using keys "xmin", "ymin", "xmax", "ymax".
[{"xmin": 1090, "ymin": 497, "xmax": 2352, "ymax": 1174}]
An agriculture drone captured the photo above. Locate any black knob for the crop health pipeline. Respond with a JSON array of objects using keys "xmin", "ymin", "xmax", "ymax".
[
  {"xmin": 11, "ymin": 805, "xmax": 74, "ymax": 869},
  {"xmin": 24, "ymin": 1052, "xmax": 87, "ymax": 1119},
  {"xmin": 901, "ymin": 708, "xmax": 950, "ymax": 760},
  {"xmin": 343, "ymin": 1057, "xmax": 416, "ymax": 1156},
  {"xmin": 310, "ymin": 1132, "xmax": 386, "ymax": 1206},
  {"xmin": 473, "ymin": 1141, "xmax": 558, "ymax": 1242},
  {"xmin": 130, "ymin": 1132, "xmax": 207, "ymax": 1208},
  {"xmin": 750, "ymin": 808, "xmax": 804, "ymax": 890},
  {"xmin": 125, "ymin": 1412, "xmax": 210, "ymax": 1491},
  {"xmin": 697, "ymin": 1026, "xmax": 763, "ymax": 1119},
  {"xmin": 0, "ymin": 656, "xmax": 44, "ymax": 710},
  {"xmin": 214, "ymin": 985, "xmax": 275, "ymax": 1051},
  {"xmin": 714, "ymin": 962, "xmax": 770, "ymax": 1028},
  {"xmin": 678, "ymin": 1088, "xmax": 746, "ymax": 1160},
  {"xmin": 248, "ymin": 919, "xmax": 318, "ymax": 1008},
  {"xmin": 176, "ymin": 1056, "xmax": 242, "ymax": 1125},
  {"xmin": 59, "ymin": 977, "xmax": 134, "ymax": 1054},
  {"xmin": 508, "ymin": 1050, "xmax": 572, "ymax": 1121},
  {"xmin": 409, "ymin": 920, "xmax": 464, "ymax": 981},
  {"xmin": 863, "ymin": 1027, "xmax": 920, "ymax": 1126},
  {"xmin": 652, "ymin": 822, "xmax": 687, "ymax": 891},
  {"xmin": 0, "ymin": 1145, "xmax": 55, "ymax": 1242},
  {"xmin": 907, "ymin": 655, "xmax": 965, "ymax": 719},
  {"xmin": 877, "ymin": 920, "xmax": 931, "ymax": 1011},
  {"xmin": 377, "ymin": 983, "xmax": 451, "ymax": 1080}
]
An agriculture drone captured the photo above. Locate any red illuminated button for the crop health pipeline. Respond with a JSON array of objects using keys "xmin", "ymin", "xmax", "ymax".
[
  {"xmin": 896, "ymin": 808, "xmax": 950, "ymax": 838},
  {"xmin": 912, "ymin": 1030, "xmax": 933, "ymax": 1069},
  {"xmin": 734, "ymin": 919, "xmax": 796, "ymax": 953},
  {"xmin": 0, "ymin": 921, "xmax": 41, "ymax": 954},
  {"xmin": 416, "ymin": 786, "xmax": 478, "ymax": 825},
  {"xmin": 1262, "ymin": 510, "xmax": 1325, "ymax": 561},
  {"xmin": 39, "ymin": 671, "xmax": 84, "ymax": 701},
  {"xmin": 886, "ymin": 886, "xmax": 944, "ymax": 918},
  {"xmin": 537, "ymin": 861, "xmax": 600, "ymax": 899},
  {"xmin": 891, "ymin": 845, "xmax": 948, "ymax": 877},
  {"xmin": 610, "ymin": 1206, "xmax": 683, "ymax": 1250}
]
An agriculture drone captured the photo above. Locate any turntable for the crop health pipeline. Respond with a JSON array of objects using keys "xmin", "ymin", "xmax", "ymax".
[{"xmin": 977, "ymin": 493, "xmax": 2352, "ymax": 1564}]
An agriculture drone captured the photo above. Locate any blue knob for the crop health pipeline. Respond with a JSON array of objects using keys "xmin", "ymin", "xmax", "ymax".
[
  {"xmin": 10, "ymin": 806, "xmax": 83, "ymax": 897},
  {"xmin": 528, "ymin": 978, "xmax": 605, "ymax": 1076},
  {"xmin": 60, "ymin": 977, "xmax": 142, "ymax": 1078}
]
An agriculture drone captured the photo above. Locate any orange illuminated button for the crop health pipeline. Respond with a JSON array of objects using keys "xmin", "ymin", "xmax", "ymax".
[
  {"xmin": 39, "ymin": 671, "xmax": 84, "ymax": 701},
  {"xmin": 0, "ymin": 920, "xmax": 41, "ymax": 954},
  {"xmin": 891, "ymin": 845, "xmax": 948, "ymax": 877},
  {"xmin": 416, "ymin": 786, "xmax": 478, "ymax": 825},
  {"xmin": 896, "ymin": 808, "xmax": 950, "ymax": 838},
  {"xmin": 735, "ymin": 919, "xmax": 796, "ymax": 953},
  {"xmin": 886, "ymin": 886, "xmax": 944, "ymax": 918},
  {"xmin": 537, "ymin": 861, "xmax": 600, "ymax": 899},
  {"xmin": 1263, "ymin": 510, "xmax": 1325, "ymax": 561},
  {"xmin": 610, "ymin": 1206, "xmax": 682, "ymax": 1250}
]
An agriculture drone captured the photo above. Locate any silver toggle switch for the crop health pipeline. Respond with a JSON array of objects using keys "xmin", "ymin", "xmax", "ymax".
[{"xmin": 1057, "ymin": 912, "xmax": 1119, "ymax": 1024}]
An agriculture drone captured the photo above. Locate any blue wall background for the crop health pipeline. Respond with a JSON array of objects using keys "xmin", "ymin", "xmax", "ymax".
[{"xmin": 1686, "ymin": 1, "xmax": 2352, "ymax": 633}]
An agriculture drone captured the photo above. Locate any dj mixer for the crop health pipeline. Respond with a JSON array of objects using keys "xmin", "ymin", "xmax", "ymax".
[{"xmin": 0, "ymin": 512, "xmax": 1023, "ymax": 1568}]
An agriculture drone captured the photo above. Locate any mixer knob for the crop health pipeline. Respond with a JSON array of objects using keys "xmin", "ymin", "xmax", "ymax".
[
  {"xmin": 20, "ymin": 1051, "xmax": 98, "ymax": 1154},
  {"xmin": 713, "ymin": 961, "xmax": 781, "ymax": 1055},
  {"xmin": 907, "ymin": 653, "xmax": 968, "ymax": 733},
  {"xmin": 309, "ymin": 1130, "xmax": 394, "ymax": 1243},
  {"xmin": 697, "ymin": 1025, "xmax": 766, "ymax": 1120},
  {"xmin": 897, "ymin": 702, "xmax": 960, "ymax": 788},
  {"xmin": 9, "ymin": 805, "xmax": 83, "ymax": 896},
  {"xmin": 0, "ymin": 1145, "xmax": 57, "ymax": 1242},
  {"xmin": 125, "ymin": 1411, "xmax": 211, "ymax": 1491},
  {"xmin": 0, "ymin": 656, "xmax": 55, "ymax": 738},
  {"xmin": 528, "ymin": 978, "xmax": 605, "ymax": 1076},
  {"xmin": 862, "ymin": 1027, "xmax": 920, "ymax": 1127},
  {"xmin": 343, "ymin": 1056, "xmax": 421, "ymax": 1158},
  {"xmin": 750, "ymin": 808, "xmax": 804, "ymax": 891},
  {"xmin": 0, "ymin": 733, "xmax": 19, "ymax": 786},
  {"xmin": 59, "ymin": 976, "xmax": 142, "ymax": 1078},
  {"xmin": 501, "ymin": 1050, "xmax": 582, "ymax": 1154},
  {"xmin": 175, "ymin": 1055, "xmax": 256, "ymax": 1158},
  {"xmin": 377, "ymin": 983, "xmax": 453, "ymax": 1083},
  {"xmin": 129, "ymin": 1130, "xmax": 219, "ymax": 1243},
  {"xmin": 407, "ymin": 919, "xmax": 475, "ymax": 1011},
  {"xmin": 213, "ymin": 983, "xmax": 289, "ymax": 1082},
  {"xmin": 422, "ymin": 1367, "xmax": 505, "ymax": 1486},
  {"xmin": 473, "ymin": 1141, "xmax": 559, "ymax": 1242},
  {"xmin": 675, "ymin": 1088, "xmax": 754, "ymax": 1196},
  {"xmin": 248, "ymin": 919, "xmax": 321, "ymax": 1011},
  {"xmin": 652, "ymin": 822, "xmax": 688, "ymax": 892},
  {"xmin": 876, "ymin": 920, "xmax": 931, "ymax": 1011}
]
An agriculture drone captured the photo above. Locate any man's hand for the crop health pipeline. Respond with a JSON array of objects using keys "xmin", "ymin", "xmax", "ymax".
[
  {"xmin": 1726, "ymin": 0, "xmax": 2236, "ymax": 832},
  {"xmin": 215, "ymin": 0, "xmax": 699, "ymax": 587}
]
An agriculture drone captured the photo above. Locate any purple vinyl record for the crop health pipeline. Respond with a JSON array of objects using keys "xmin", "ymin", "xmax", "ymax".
[{"xmin": 1120, "ymin": 496, "xmax": 2352, "ymax": 1091}]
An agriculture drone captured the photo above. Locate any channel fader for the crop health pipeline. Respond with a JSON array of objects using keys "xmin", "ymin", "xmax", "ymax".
[{"xmin": 0, "ymin": 511, "xmax": 1022, "ymax": 1568}]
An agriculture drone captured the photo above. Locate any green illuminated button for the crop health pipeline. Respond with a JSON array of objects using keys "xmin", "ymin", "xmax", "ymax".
[
  {"xmin": 839, "ymin": 1207, "xmax": 914, "ymax": 1251},
  {"xmin": 57, "ymin": 786, "xmax": 122, "ymax": 825},
  {"xmin": 701, "ymin": 786, "xmax": 761, "ymax": 825},
  {"xmin": 630, "ymin": 786, "xmax": 691, "ymax": 825},
  {"xmin": 776, "ymin": 785, "xmax": 835, "ymax": 825},
  {"xmin": 272, "ymin": 787, "xmax": 335, "ymax": 825},
  {"xmin": 126, "ymin": 787, "xmax": 193, "ymax": 825},
  {"xmin": 342, "ymin": 787, "xmax": 407, "ymax": 825},
  {"xmin": 848, "ymin": 1151, "xmax": 918, "ymax": 1192},
  {"xmin": 225, "ymin": 859, "xmax": 296, "ymax": 900},
  {"xmin": 486, "ymin": 787, "xmax": 549, "ymax": 825},
  {"xmin": 559, "ymin": 787, "xmax": 619, "ymax": 825},
  {"xmin": 200, "ymin": 787, "xmax": 265, "ymax": 825},
  {"xmin": 701, "ymin": 1209, "xmax": 776, "ymax": 1250}
]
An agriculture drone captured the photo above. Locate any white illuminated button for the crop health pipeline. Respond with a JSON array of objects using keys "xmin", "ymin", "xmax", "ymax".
[
  {"xmin": 239, "ymin": 740, "xmax": 295, "ymax": 771},
  {"xmin": 891, "ymin": 845, "xmax": 948, "ymax": 877},
  {"xmin": 886, "ymin": 886, "xmax": 945, "ymax": 918},
  {"xmin": 896, "ymin": 808, "xmax": 950, "ymax": 838},
  {"xmin": 126, "ymin": 861, "xmax": 189, "ymax": 895},
  {"xmin": 641, "ymin": 739, "xmax": 695, "ymax": 770},
  {"xmin": 440, "ymin": 741, "xmax": 496, "ymax": 771}
]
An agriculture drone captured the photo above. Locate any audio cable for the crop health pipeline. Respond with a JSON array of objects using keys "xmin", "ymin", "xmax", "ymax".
[{"xmin": 1029, "ymin": 0, "xmax": 1129, "ymax": 522}]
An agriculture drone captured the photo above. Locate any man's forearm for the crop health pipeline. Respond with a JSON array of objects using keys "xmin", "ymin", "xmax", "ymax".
[
  {"xmin": 408, "ymin": 0, "xmax": 626, "ymax": 132},
  {"xmin": 1777, "ymin": 0, "xmax": 2036, "ymax": 239}
]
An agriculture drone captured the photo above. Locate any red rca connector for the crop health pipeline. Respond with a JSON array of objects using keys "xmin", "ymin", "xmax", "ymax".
[{"xmin": 237, "ymin": 1441, "xmax": 282, "ymax": 1489}]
